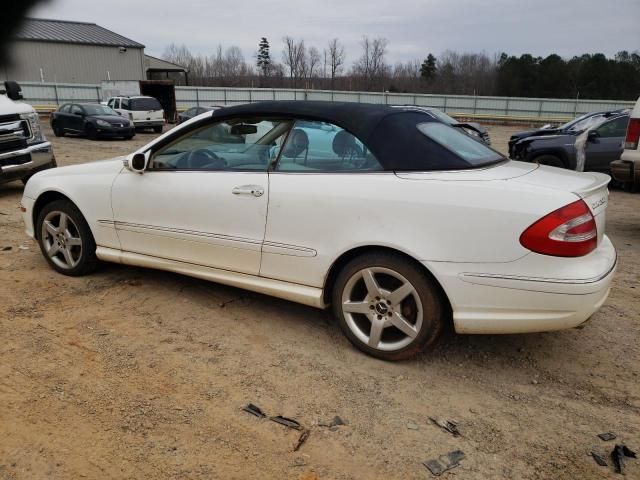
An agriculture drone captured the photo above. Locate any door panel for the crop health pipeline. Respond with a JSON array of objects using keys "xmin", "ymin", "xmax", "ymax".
[{"xmin": 111, "ymin": 170, "xmax": 268, "ymax": 275}]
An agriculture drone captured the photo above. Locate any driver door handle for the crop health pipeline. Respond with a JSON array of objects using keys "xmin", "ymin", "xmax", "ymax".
[{"xmin": 232, "ymin": 185, "xmax": 264, "ymax": 197}]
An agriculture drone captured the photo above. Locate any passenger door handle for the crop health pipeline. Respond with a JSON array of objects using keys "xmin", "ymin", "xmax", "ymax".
[{"xmin": 232, "ymin": 185, "xmax": 264, "ymax": 197}]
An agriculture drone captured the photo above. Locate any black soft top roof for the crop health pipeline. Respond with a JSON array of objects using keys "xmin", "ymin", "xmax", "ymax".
[{"xmin": 212, "ymin": 101, "xmax": 500, "ymax": 171}]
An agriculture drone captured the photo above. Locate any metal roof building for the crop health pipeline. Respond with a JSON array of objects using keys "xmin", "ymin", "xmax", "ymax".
[{"xmin": 1, "ymin": 18, "xmax": 147, "ymax": 83}]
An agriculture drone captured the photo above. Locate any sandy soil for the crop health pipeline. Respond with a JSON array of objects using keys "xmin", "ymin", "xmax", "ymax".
[{"xmin": 0, "ymin": 125, "xmax": 638, "ymax": 480}]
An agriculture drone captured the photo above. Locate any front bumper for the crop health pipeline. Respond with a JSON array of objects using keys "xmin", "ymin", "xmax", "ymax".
[
  {"xmin": 0, "ymin": 141, "xmax": 55, "ymax": 183},
  {"xmin": 133, "ymin": 120, "xmax": 164, "ymax": 128},
  {"xmin": 426, "ymin": 235, "xmax": 617, "ymax": 334},
  {"xmin": 95, "ymin": 126, "xmax": 135, "ymax": 138}
]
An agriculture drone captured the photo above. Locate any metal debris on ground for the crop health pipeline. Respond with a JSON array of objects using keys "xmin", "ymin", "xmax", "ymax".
[
  {"xmin": 429, "ymin": 417, "xmax": 460, "ymax": 437},
  {"xmin": 18, "ymin": 245, "xmax": 29, "ymax": 250},
  {"xmin": 598, "ymin": 432, "xmax": 617, "ymax": 441},
  {"xmin": 242, "ymin": 403, "xmax": 266, "ymax": 418},
  {"xmin": 591, "ymin": 450, "xmax": 608, "ymax": 467},
  {"xmin": 318, "ymin": 416, "xmax": 345, "ymax": 428},
  {"xmin": 293, "ymin": 429, "xmax": 310, "ymax": 452},
  {"xmin": 270, "ymin": 415, "xmax": 303, "ymax": 430},
  {"xmin": 219, "ymin": 295, "xmax": 245, "ymax": 308},
  {"xmin": 611, "ymin": 444, "xmax": 637, "ymax": 474},
  {"xmin": 423, "ymin": 450, "xmax": 466, "ymax": 476},
  {"xmin": 1, "ymin": 246, "xmax": 11, "ymax": 251}
]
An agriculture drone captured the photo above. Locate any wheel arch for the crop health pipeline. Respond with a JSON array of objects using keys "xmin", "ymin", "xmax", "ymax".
[
  {"xmin": 322, "ymin": 245, "xmax": 453, "ymax": 316},
  {"xmin": 32, "ymin": 190, "xmax": 84, "ymax": 240},
  {"xmin": 528, "ymin": 148, "xmax": 570, "ymax": 167}
]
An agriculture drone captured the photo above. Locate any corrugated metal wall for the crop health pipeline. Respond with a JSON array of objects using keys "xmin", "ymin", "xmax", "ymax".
[
  {"xmin": 1, "ymin": 41, "xmax": 145, "ymax": 84},
  {"xmin": 16, "ymin": 82, "xmax": 635, "ymax": 121}
]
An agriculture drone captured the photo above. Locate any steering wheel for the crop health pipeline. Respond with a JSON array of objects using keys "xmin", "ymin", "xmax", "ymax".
[{"xmin": 186, "ymin": 149, "xmax": 227, "ymax": 169}]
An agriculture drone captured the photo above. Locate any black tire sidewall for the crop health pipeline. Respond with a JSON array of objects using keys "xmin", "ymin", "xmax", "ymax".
[
  {"xmin": 332, "ymin": 252, "xmax": 445, "ymax": 360},
  {"xmin": 36, "ymin": 199, "xmax": 99, "ymax": 276},
  {"xmin": 535, "ymin": 155, "xmax": 565, "ymax": 168}
]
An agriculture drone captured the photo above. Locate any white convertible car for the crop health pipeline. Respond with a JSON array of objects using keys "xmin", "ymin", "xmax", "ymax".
[{"xmin": 21, "ymin": 102, "xmax": 616, "ymax": 360}]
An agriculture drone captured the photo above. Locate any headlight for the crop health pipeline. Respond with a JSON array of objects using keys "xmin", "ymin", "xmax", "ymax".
[
  {"xmin": 20, "ymin": 112, "xmax": 45, "ymax": 144},
  {"xmin": 96, "ymin": 119, "xmax": 111, "ymax": 127}
]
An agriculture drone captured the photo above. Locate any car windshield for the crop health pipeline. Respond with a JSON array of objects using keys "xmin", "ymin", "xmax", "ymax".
[
  {"xmin": 82, "ymin": 105, "xmax": 118, "ymax": 116},
  {"xmin": 417, "ymin": 122, "xmax": 503, "ymax": 166},
  {"xmin": 130, "ymin": 97, "xmax": 162, "ymax": 111}
]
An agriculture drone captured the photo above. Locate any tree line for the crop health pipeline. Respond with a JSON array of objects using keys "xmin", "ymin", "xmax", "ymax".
[{"xmin": 162, "ymin": 38, "xmax": 640, "ymax": 100}]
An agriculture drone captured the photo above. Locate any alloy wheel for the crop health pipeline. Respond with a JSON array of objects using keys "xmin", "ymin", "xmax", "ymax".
[
  {"xmin": 41, "ymin": 211, "xmax": 83, "ymax": 269},
  {"xmin": 341, "ymin": 267, "xmax": 423, "ymax": 352}
]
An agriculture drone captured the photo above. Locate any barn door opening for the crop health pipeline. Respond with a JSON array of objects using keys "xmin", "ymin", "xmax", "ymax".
[{"xmin": 139, "ymin": 80, "xmax": 176, "ymax": 123}]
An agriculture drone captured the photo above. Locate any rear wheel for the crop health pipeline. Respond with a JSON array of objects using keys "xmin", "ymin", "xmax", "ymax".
[
  {"xmin": 534, "ymin": 154, "xmax": 565, "ymax": 168},
  {"xmin": 332, "ymin": 252, "xmax": 445, "ymax": 360},
  {"xmin": 153, "ymin": 125, "xmax": 163, "ymax": 133},
  {"xmin": 36, "ymin": 199, "xmax": 99, "ymax": 276}
]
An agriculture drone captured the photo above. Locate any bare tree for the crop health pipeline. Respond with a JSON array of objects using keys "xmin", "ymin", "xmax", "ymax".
[
  {"xmin": 327, "ymin": 38, "xmax": 345, "ymax": 88},
  {"xmin": 353, "ymin": 36, "xmax": 389, "ymax": 91},
  {"xmin": 306, "ymin": 47, "xmax": 322, "ymax": 84},
  {"xmin": 282, "ymin": 37, "xmax": 307, "ymax": 87}
]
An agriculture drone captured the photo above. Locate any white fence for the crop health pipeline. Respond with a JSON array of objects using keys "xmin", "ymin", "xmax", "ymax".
[{"xmin": 18, "ymin": 81, "xmax": 635, "ymax": 121}]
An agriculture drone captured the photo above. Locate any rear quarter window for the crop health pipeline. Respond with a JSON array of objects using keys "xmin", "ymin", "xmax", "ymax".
[{"xmin": 417, "ymin": 122, "xmax": 503, "ymax": 167}]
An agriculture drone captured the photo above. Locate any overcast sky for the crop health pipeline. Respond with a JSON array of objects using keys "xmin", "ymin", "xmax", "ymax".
[{"xmin": 32, "ymin": 0, "xmax": 639, "ymax": 65}]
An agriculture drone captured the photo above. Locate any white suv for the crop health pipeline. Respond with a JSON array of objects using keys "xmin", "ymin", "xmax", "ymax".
[
  {"xmin": 611, "ymin": 96, "xmax": 640, "ymax": 190},
  {"xmin": 106, "ymin": 96, "xmax": 164, "ymax": 133}
]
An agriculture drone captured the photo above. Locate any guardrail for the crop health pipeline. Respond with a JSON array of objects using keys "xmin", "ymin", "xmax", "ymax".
[{"xmin": 18, "ymin": 81, "xmax": 635, "ymax": 123}]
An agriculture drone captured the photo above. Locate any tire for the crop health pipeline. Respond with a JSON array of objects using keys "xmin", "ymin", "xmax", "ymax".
[
  {"xmin": 21, "ymin": 158, "xmax": 57, "ymax": 185},
  {"xmin": 36, "ymin": 199, "xmax": 99, "ymax": 276},
  {"xmin": 85, "ymin": 124, "xmax": 97, "ymax": 140},
  {"xmin": 124, "ymin": 135, "xmax": 134, "ymax": 140},
  {"xmin": 52, "ymin": 122, "xmax": 65, "ymax": 137},
  {"xmin": 332, "ymin": 252, "xmax": 445, "ymax": 361},
  {"xmin": 153, "ymin": 125, "xmax": 163, "ymax": 134},
  {"xmin": 534, "ymin": 154, "xmax": 565, "ymax": 168}
]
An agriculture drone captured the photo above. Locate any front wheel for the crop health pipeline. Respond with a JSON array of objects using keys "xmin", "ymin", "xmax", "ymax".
[
  {"xmin": 52, "ymin": 122, "xmax": 65, "ymax": 137},
  {"xmin": 332, "ymin": 252, "xmax": 446, "ymax": 360},
  {"xmin": 36, "ymin": 199, "xmax": 99, "ymax": 276},
  {"xmin": 85, "ymin": 124, "xmax": 97, "ymax": 140},
  {"xmin": 153, "ymin": 125, "xmax": 163, "ymax": 133}
]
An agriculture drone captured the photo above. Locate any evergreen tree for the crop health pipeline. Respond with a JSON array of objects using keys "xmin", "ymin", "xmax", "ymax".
[
  {"xmin": 257, "ymin": 37, "xmax": 271, "ymax": 77},
  {"xmin": 420, "ymin": 53, "xmax": 437, "ymax": 81}
]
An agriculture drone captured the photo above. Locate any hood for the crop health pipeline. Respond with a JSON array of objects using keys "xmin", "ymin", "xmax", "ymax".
[
  {"xmin": 0, "ymin": 94, "xmax": 35, "ymax": 115},
  {"xmin": 510, "ymin": 128, "xmax": 560, "ymax": 141},
  {"xmin": 36, "ymin": 157, "xmax": 125, "ymax": 179}
]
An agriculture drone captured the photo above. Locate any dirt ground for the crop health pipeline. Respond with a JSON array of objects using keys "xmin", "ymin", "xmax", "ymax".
[{"xmin": 0, "ymin": 124, "xmax": 639, "ymax": 480}]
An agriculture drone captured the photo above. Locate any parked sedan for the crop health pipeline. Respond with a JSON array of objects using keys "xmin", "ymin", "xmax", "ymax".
[
  {"xmin": 22, "ymin": 101, "xmax": 615, "ymax": 360},
  {"xmin": 177, "ymin": 105, "xmax": 223, "ymax": 124},
  {"xmin": 510, "ymin": 112, "xmax": 629, "ymax": 172},
  {"xmin": 51, "ymin": 103, "xmax": 135, "ymax": 140},
  {"xmin": 508, "ymin": 109, "xmax": 628, "ymax": 158}
]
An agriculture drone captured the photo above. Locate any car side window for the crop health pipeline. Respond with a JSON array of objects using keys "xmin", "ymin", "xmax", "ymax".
[
  {"xmin": 149, "ymin": 117, "xmax": 293, "ymax": 171},
  {"xmin": 59, "ymin": 104, "xmax": 71, "ymax": 113},
  {"xmin": 70, "ymin": 105, "xmax": 83, "ymax": 115},
  {"xmin": 107, "ymin": 98, "xmax": 115, "ymax": 108},
  {"xmin": 120, "ymin": 98, "xmax": 130, "ymax": 110},
  {"xmin": 275, "ymin": 120, "xmax": 382, "ymax": 172},
  {"xmin": 595, "ymin": 116, "xmax": 629, "ymax": 138}
]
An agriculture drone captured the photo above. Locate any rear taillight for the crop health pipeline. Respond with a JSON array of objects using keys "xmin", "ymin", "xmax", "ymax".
[
  {"xmin": 625, "ymin": 118, "xmax": 640, "ymax": 150},
  {"xmin": 520, "ymin": 199, "xmax": 597, "ymax": 257}
]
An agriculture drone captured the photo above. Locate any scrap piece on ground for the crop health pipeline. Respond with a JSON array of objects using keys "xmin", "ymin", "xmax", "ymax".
[
  {"xmin": 429, "ymin": 417, "xmax": 461, "ymax": 437},
  {"xmin": 423, "ymin": 450, "xmax": 465, "ymax": 476},
  {"xmin": 598, "ymin": 432, "xmax": 617, "ymax": 441},
  {"xmin": 591, "ymin": 450, "xmax": 608, "ymax": 467},
  {"xmin": 611, "ymin": 444, "xmax": 637, "ymax": 474},
  {"xmin": 242, "ymin": 403, "xmax": 266, "ymax": 418},
  {"xmin": 294, "ymin": 429, "xmax": 310, "ymax": 452},
  {"xmin": 318, "ymin": 416, "xmax": 346, "ymax": 428},
  {"xmin": 270, "ymin": 415, "xmax": 303, "ymax": 430}
]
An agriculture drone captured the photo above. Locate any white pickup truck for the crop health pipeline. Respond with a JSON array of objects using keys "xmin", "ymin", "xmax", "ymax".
[
  {"xmin": 611, "ymin": 96, "xmax": 640, "ymax": 191},
  {"xmin": 0, "ymin": 81, "xmax": 56, "ymax": 185},
  {"xmin": 106, "ymin": 95, "xmax": 164, "ymax": 133}
]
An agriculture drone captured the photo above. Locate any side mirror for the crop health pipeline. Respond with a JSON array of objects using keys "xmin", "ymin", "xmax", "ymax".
[
  {"xmin": 126, "ymin": 151, "xmax": 150, "ymax": 173},
  {"xmin": 4, "ymin": 81, "xmax": 23, "ymax": 101}
]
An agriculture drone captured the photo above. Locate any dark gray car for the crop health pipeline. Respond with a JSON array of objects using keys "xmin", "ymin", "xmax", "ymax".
[{"xmin": 510, "ymin": 113, "xmax": 629, "ymax": 172}]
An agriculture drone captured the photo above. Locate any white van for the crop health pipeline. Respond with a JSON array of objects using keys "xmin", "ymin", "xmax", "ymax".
[
  {"xmin": 611, "ymin": 96, "xmax": 640, "ymax": 190},
  {"xmin": 107, "ymin": 96, "xmax": 164, "ymax": 133}
]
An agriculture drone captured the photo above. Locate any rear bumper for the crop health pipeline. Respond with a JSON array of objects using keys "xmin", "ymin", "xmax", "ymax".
[
  {"xmin": 426, "ymin": 235, "xmax": 617, "ymax": 334},
  {"xmin": 0, "ymin": 141, "xmax": 55, "ymax": 183},
  {"xmin": 133, "ymin": 121, "xmax": 163, "ymax": 128}
]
